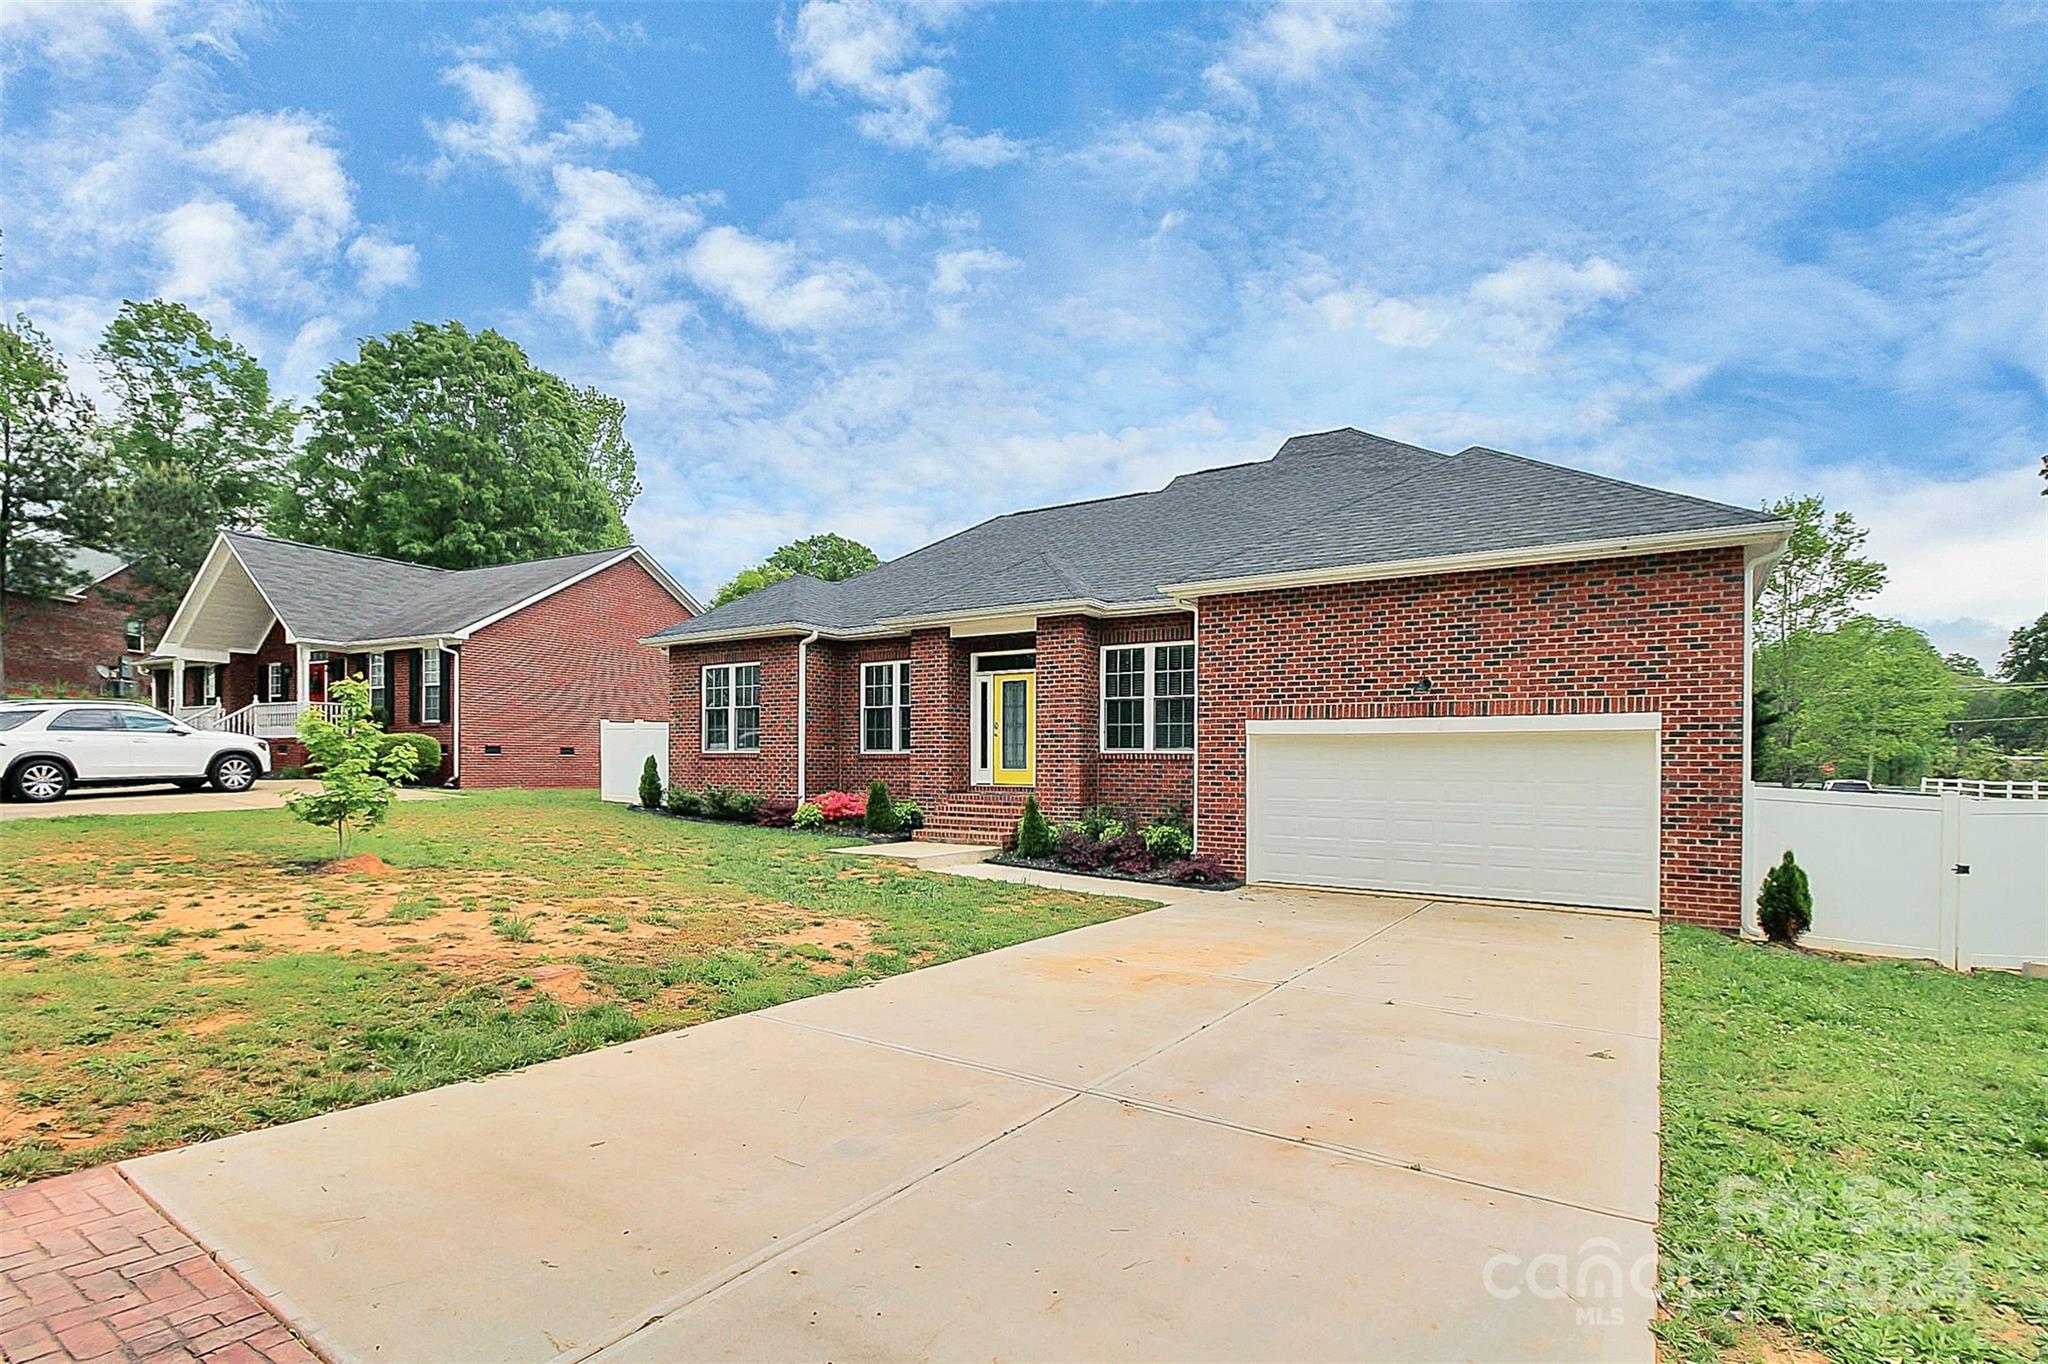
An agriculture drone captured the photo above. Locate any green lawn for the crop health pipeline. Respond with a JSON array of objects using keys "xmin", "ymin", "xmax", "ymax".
[
  {"xmin": 1658, "ymin": 926, "xmax": 2048, "ymax": 1363},
  {"xmin": 0, "ymin": 790, "xmax": 1145, "ymax": 1183}
]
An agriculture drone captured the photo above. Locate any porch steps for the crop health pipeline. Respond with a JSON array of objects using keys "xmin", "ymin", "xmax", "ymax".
[{"xmin": 914, "ymin": 789, "xmax": 1033, "ymax": 848}]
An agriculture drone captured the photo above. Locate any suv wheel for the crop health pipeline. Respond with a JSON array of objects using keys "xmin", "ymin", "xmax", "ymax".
[
  {"xmin": 210, "ymin": 753, "xmax": 259, "ymax": 793},
  {"xmin": 10, "ymin": 760, "xmax": 71, "ymax": 803}
]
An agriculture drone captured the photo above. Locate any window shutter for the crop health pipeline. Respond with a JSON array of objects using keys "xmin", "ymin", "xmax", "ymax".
[{"xmin": 408, "ymin": 649, "xmax": 422, "ymax": 723}]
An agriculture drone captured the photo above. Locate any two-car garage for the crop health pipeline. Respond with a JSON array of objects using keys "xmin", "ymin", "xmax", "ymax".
[{"xmin": 1243, "ymin": 715, "xmax": 1663, "ymax": 913}]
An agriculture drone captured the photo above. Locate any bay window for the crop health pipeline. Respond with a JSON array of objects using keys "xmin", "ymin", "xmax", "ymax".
[
  {"xmin": 1101, "ymin": 643, "xmax": 1196, "ymax": 752},
  {"xmin": 861, "ymin": 660, "xmax": 912, "ymax": 752},
  {"xmin": 703, "ymin": 662, "xmax": 761, "ymax": 753}
]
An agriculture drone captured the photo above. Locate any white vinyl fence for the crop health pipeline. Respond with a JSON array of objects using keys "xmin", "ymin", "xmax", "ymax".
[
  {"xmin": 599, "ymin": 721, "xmax": 669, "ymax": 805},
  {"xmin": 1747, "ymin": 786, "xmax": 2048, "ymax": 971}
]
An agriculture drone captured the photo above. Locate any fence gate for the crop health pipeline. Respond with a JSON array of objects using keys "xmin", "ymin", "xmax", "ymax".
[{"xmin": 599, "ymin": 721, "xmax": 669, "ymax": 804}]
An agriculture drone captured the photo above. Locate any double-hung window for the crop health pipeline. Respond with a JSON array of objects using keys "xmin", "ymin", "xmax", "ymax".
[
  {"xmin": 265, "ymin": 662, "xmax": 290, "ymax": 702},
  {"xmin": 702, "ymin": 662, "xmax": 761, "ymax": 753},
  {"xmin": 420, "ymin": 650, "xmax": 445, "ymax": 725},
  {"xmin": 861, "ymin": 661, "xmax": 912, "ymax": 752},
  {"xmin": 368, "ymin": 653, "xmax": 388, "ymax": 716},
  {"xmin": 1101, "ymin": 643, "xmax": 1196, "ymax": 752}
]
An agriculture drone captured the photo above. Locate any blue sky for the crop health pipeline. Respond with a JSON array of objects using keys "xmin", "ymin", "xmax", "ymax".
[{"xmin": 4, "ymin": 1, "xmax": 2044, "ymax": 663}]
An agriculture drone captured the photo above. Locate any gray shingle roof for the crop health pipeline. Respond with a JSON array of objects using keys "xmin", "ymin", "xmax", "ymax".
[
  {"xmin": 647, "ymin": 428, "xmax": 1784, "ymax": 642},
  {"xmin": 223, "ymin": 532, "xmax": 647, "ymax": 643}
]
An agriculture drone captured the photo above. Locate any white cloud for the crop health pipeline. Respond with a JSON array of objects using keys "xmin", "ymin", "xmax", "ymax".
[
  {"xmin": 534, "ymin": 165, "xmax": 709, "ymax": 331},
  {"xmin": 199, "ymin": 110, "xmax": 354, "ymax": 234},
  {"xmin": 0, "ymin": 0, "xmax": 258, "ymax": 71},
  {"xmin": 1310, "ymin": 290, "xmax": 1443, "ymax": 348},
  {"xmin": 931, "ymin": 246, "xmax": 1018, "ymax": 296},
  {"xmin": 1205, "ymin": 1, "xmax": 1401, "ymax": 97},
  {"xmin": 1066, "ymin": 111, "xmax": 1245, "ymax": 196},
  {"xmin": 448, "ymin": 6, "xmax": 649, "ymax": 60},
  {"xmin": 1465, "ymin": 253, "xmax": 1633, "ymax": 366},
  {"xmin": 426, "ymin": 62, "xmax": 639, "ymax": 181},
  {"xmin": 685, "ymin": 225, "xmax": 880, "ymax": 333},
  {"xmin": 345, "ymin": 234, "xmax": 419, "ymax": 296},
  {"xmin": 784, "ymin": 0, "xmax": 1023, "ymax": 167}
]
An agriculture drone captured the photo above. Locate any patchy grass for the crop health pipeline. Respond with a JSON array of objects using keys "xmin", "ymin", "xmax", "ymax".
[
  {"xmin": 1658, "ymin": 926, "xmax": 2048, "ymax": 1363},
  {"xmin": 0, "ymin": 790, "xmax": 1144, "ymax": 1183}
]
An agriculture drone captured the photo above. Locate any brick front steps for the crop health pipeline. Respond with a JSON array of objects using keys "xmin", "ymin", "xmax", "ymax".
[
  {"xmin": 913, "ymin": 789, "xmax": 1031, "ymax": 847},
  {"xmin": 0, "ymin": 1167, "xmax": 315, "ymax": 1364}
]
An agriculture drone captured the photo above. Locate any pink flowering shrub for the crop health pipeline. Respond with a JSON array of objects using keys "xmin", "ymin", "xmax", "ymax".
[{"xmin": 813, "ymin": 790, "xmax": 867, "ymax": 821}]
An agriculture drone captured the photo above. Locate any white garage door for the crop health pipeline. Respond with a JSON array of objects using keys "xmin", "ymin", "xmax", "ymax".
[{"xmin": 1246, "ymin": 720, "xmax": 1661, "ymax": 912}]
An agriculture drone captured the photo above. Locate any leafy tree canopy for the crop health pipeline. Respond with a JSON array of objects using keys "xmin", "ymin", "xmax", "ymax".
[
  {"xmin": 271, "ymin": 321, "xmax": 629, "ymax": 569},
  {"xmin": 1, "ymin": 316, "xmax": 110, "ymax": 692},
  {"xmin": 711, "ymin": 532, "xmax": 879, "ymax": 607},
  {"xmin": 1756, "ymin": 616, "xmax": 1962, "ymax": 785},
  {"xmin": 571, "ymin": 385, "xmax": 641, "ymax": 520},
  {"xmin": 96, "ymin": 300, "xmax": 296, "ymax": 625},
  {"xmin": 2000, "ymin": 612, "xmax": 2048, "ymax": 685}
]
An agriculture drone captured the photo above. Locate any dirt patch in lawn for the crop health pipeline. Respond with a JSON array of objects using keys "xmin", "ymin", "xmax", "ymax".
[
  {"xmin": 1713, "ymin": 1327, "xmax": 1833, "ymax": 1364},
  {"xmin": 767, "ymin": 917, "xmax": 879, "ymax": 972},
  {"xmin": 318, "ymin": 854, "xmax": 399, "ymax": 877}
]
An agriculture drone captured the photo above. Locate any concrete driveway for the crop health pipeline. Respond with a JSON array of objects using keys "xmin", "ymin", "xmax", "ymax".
[
  {"xmin": 124, "ymin": 888, "xmax": 1660, "ymax": 1363},
  {"xmin": 0, "ymin": 781, "xmax": 456, "ymax": 820}
]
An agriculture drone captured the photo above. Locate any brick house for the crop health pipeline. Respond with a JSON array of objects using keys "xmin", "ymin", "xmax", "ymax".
[
  {"xmin": 142, "ymin": 532, "xmax": 698, "ymax": 786},
  {"xmin": 648, "ymin": 430, "xmax": 1790, "ymax": 929},
  {"xmin": 3, "ymin": 549, "xmax": 156, "ymax": 697}
]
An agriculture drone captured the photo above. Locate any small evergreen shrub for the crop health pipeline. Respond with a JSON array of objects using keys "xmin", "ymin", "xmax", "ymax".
[
  {"xmin": 380, "ymin": 732, "xmax": 443, "ymax": 783},
  {"xmin": 792, "ymin": 801, "xmax": 826, "ymax": 831},
  {"xmin": 1143, "ymin": 823, "xmax": 1194, "ymax": 862},
  {"xmin": 638, "ymin": 755, "xmax": 662, "ymax": 809},
  {"xmin": 1015, "ymin": 796, "xmax": 1055, "ymax": 858},
  {"xmin": 1757, "ymin": 850, "xmax": 1813, "ymax": 943},
  {"xmin": 703, "ymin": 786, "xmax": 761, "ymax": 821},
  {"xmin": 864, "ymin": 780, "xmax": 900, "ymax": 834},
  {"xmin": 1077, "ymin": 803, "xmax": 1126, "ymax": 840},
  {"xmin": 665, "ymin": 784, "xmax": 706, "ymax": 817}
]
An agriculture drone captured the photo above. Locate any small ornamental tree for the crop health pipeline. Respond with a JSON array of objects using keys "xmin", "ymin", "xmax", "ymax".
[
  {"xmin": 638, "ymin": 754, "xmax": 662, "ymax": 809},
  {"xmin": 284, "ymin": 677, "xmax": 417, "ymax": 860},
  {"xmin": 1015, "ymin": 796, "xmax": 1054, "ymax": 858},
  {"xmin": 1756, "ymin": 850, "xmax": 1813, "ymax": 943},
  {"xmin": 864, "ymin": 780, "xmax": 899, "ymax": 834}
]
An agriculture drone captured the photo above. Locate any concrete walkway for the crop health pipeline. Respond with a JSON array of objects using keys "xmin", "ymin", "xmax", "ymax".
[
  {"xmin": 0, "ymin": 783, "xmax": 456, "ymax": 821},
  {"xmin": 107, "ymin": 886, "xmax": 1659, "ymax": 1363}
]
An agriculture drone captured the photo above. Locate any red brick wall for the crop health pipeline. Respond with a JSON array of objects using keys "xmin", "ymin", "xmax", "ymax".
[
  {"xmin": 812, "ymin": 636, "xmax": 924, "ymax": 799},
  {"xmin": 1090, "ymin": 613, "xmax": 1196, "ymax": 823},
  {"xmin": 461, "ymin": 558, "xmax": 684, "ymax": 789},
  {"xmin": 3, "ymin": 570, "xmax": 155, "ymax": 696},
  {"xmin": 1193, "ymin": 548, "xmax": 1748, "ymax": 929},
  {"xmin": 666, "ymin": 638, "xmax": 800, "ymax": 797}
]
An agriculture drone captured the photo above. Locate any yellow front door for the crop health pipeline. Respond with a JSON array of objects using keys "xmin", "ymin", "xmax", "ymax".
[{"xmin": 990, "ymin": 671, "xmax": 1034, "ymax": 786}]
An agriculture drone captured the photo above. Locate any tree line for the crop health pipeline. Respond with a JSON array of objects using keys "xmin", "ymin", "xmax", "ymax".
[
  {"xmin": 1754, "ymin": 495, "xmax": 2047, "ymax": 785},
  {"xmin": 0, "ymin": 303, "xmax": 643, "ymax": 691}
]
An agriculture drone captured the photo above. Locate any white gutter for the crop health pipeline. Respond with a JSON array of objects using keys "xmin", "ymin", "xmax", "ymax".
[
  {"xmin": 1739, "ymin": 535, "xmax": 1791, "ymax": 934},
  {"xmin": 450, "ymin": 644, "xmax": 463, "ymax": 789},
  {"xmin": 794, "ymin": 629, "xmax": 819, "ymax": 800},
  {"xmin": 1160, "ymin": 524, "xmax": 1793, "ymax": 599}
]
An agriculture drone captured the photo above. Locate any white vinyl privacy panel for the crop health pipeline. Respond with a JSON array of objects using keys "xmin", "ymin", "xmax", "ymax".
[
  {"xmin": 1245, "ymin": 721, "xmax": 1661, "ymax": 912},
  {"xmin": 599, "ymin": 720, "xmax": 668, "ymax": 804}
]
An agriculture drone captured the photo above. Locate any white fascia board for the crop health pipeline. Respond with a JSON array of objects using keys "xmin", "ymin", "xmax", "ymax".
[
  {"xmin": 1162, "ymin": 524, "xmax": 1794, "ymax": 599},
  {"xmin": 1246, "ymin": 713, "xmax": 1662, "ymax": 737},
  {"xmin": 154, "ymin": 534, "xmax": 234, "ymax": 652},
  {"xmin": 221, "ymin": 537, "xmax": 298, "ymax": 644},
  {"xmin": 456, "ymin": 549, "xmax": 638, "ymax": 637},
  {"xmin": 296, "ymin": 635, "xmax": 461, "ymax": 652},
  {"xmin": 638, "ymin": 621, "xmax": 886, "ymax": 649},
  {"xmin": 877, "ymin": 597, "xmax": 1188, "ymax": 631}
]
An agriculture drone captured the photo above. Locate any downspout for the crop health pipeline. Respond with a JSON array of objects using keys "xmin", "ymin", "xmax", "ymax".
[
  {"xmin": 448, "ymin": 642, "xmax": 462, "ymax": 789},
  {"xmin": 1190, "ymin": 602, "xmax": 1201, "ymax": 854},
  {"xmin": 795, "ymin": 629, "xmax": 820, "ymax": 801}
]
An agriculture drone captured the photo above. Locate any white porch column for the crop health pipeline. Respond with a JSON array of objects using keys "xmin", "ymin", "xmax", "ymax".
[
  {"xmin": 170, "ymin": 657, "xmax": 185, "ymax": 714},
  {"xmin": 295, "ymin": 644, "xmax": 311, "ymax": 711}
]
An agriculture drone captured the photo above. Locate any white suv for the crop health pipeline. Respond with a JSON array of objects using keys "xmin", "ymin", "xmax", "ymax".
[{"xmin": 0, "ymin": 702, "xmax": 271, "ymax": 803}]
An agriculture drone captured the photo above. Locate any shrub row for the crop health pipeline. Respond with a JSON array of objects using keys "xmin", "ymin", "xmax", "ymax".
[
  {"xmin": 652, "ymin": 776, "xmax": 922, "ymax": 835},
  {"xmin": 1014, "ymin": 799, "xmax": 1226, "ymax": 884}
]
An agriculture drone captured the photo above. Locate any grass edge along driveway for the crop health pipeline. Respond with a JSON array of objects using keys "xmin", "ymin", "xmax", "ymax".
[
  {"xmin": 1657, "ymin": 925, "xmax": 2047, "ymax": 1364},
  {"xmin": 0, "ymin": 790, "xmax": 1148, "ymax": 1184}
]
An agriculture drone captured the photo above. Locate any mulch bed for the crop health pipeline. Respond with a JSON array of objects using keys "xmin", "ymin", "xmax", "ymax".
[
  {"xmin": 988, "ymin": 853, "xmax": 1242, "ymax": 892},
  {"xmin": 622, "ymin": 805, "xmax": 913, "ymax": 843}
]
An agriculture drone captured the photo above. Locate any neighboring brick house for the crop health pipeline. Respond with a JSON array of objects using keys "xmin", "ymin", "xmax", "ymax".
[
  {"xmin": 647, "ymin": 429, "xmax": 1790, "ymax": 929},
  {"xmin": 142, "ymin": 532, "xmax": 698, "ymax": 786},
  {"xmin": 2, "ymin": 549, "xmax": 157, "ymax": 697}
]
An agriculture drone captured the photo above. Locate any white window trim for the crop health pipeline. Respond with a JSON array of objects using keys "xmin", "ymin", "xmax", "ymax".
[
  {"xmin": 1099, "ymin": 642, "xmax": 1196, "ymax": 754},
  {"xmin": 859, "ymin": 659, "xmax": 913, "ymax": 754},
  {"xmin": 421, "ymin": 650, "xmax": 445, "ymax": 725},
  {"xmin": 368, "ymin": 653, "xmax": 387, "ymax": 712},
  {"xmin": 265, "ymin": 662, "xmax": 289, "ymax": 702},
  {"xmin": 701, "ymin": 661, "xmax": 762, "ymax": 754}
]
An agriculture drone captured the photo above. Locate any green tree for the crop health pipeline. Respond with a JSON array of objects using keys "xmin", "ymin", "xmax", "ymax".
[
  {"xmin": 96, "ymin": 300, "xmax": 296, "ymax": 626},
  {"xmin": 0, "ymin": 317, "xmax": 109, "ymax": 694},
  {"xmin": 711, "ymin": 532, "xmax": 879, "ymax": 607},
  {"xmin": 284, "ymin": 677, "xmax": 418, "ymax": 859},
  {"xmin": 271, "ymin": 321, "xmax": 629, "ymax": 568},
  {"xmin": 1754, "ymin": 495, "xmax": 1887, "ymax": 728},
  {"xmin": 1768, "ymin": 617, "xmax": 1962, "ymax": 784},
  {"xmin": 2000, "ymin": 613, "xmax": 2048, "ymax": 684},
  {"xmin": 571, "ymin": 386, "xmax": 641, "ymax": 520}
]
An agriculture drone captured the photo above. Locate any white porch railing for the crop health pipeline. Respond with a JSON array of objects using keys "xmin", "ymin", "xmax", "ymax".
[
  {"xmin": 1920, "ymin": 778, "xmax": 2048, "ymax": 800},
  {"xmin": 181, "ymin": 700, "xmax": 345, "ymax": 739}
]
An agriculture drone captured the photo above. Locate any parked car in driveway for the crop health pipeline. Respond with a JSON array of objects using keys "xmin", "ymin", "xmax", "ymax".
[{"xmin": 0, "ymin": 701, "xmax": 270, "ymax": 803}]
